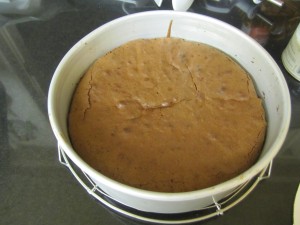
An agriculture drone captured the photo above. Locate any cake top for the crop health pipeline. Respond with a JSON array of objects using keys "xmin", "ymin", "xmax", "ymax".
[{"xmin": 68, "ymin": 38, "xmax": 266, "ymax": 192}]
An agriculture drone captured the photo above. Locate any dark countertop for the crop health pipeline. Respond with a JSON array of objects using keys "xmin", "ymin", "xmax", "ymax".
[{"xmin": 0, "ymin": 1, "xmax": 299, "ymax": 224}]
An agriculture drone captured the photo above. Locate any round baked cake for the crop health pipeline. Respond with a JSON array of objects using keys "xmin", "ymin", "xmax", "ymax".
[{"xmin": 68, "ymin": 37, "xmax": 267, "ymax": 193}]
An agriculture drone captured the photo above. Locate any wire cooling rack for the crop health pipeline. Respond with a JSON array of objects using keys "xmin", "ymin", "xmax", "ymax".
[{"xmin": 58, "ymin": 144, "xmax": 272, "ymax": 224}]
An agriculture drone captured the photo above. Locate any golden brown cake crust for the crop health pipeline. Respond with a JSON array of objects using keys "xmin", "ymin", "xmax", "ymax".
[{"xmin": 68, "ymin": 38, "xmax": 266, "ymax": 192}]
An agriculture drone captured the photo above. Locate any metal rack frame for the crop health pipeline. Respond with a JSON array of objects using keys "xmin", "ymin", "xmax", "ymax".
[{"xmin": 58, "ymin": 145, "xmax": 272, "ymax": 224}]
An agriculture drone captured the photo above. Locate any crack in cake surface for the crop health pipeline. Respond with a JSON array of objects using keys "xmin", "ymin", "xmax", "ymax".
[{"xmin": 83, "ymin": 66, "xmax": 95, "ymax": 119}]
